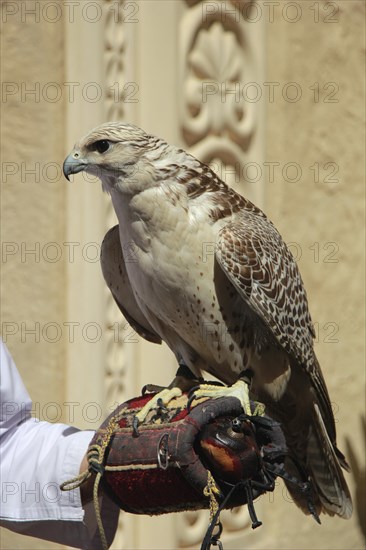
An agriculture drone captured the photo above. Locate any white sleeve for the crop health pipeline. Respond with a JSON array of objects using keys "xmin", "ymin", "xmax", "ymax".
[{"xmin": 0, "ymin": 340, "xmax": 119, "ymax": 549}]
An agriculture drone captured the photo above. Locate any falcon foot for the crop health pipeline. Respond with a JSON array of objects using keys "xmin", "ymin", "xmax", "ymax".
[
  {"xmin": 187, "ymin": 379, "xmax": 265, "ymax": 417},
  {"xmin": 142, "ymin": 383, "xmax": 167, "ymax": 394},
  {"xmin": 133, "ymin": 387, "xmax": 182, "ymax": 436}
]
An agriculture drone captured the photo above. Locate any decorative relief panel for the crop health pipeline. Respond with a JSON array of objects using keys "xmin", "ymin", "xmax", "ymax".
[
  {"xmin": 102, "ymin": 2, "xmax": 135, "ymax": 548},
  {"xmin": 102, "ymin": 0, "xmax": 128, "ymax": 413},
  {"xmin": 178, "ymin": 1, "xmax": 263, "ymax": 546},
  {"xmin": 180, "ymin": 0, "xmax": 258, "ymax": 198},
  {"xmin": 184, "ymin": 22, "xmax": 254, "ymax": 145},
  {"xmin": 104, "ymin": 0, "xmax": 126, "ymax": 122}
]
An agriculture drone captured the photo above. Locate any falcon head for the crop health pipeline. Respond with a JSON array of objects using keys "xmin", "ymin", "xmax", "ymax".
[{"xmin": 63, "ymin": 122, "xmax": 163, "ymax": 193}]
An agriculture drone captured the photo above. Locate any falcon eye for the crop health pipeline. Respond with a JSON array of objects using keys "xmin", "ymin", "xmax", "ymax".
[{"xmin": 94, "ymin": 140, "xmax": 111, "ymax": 154}]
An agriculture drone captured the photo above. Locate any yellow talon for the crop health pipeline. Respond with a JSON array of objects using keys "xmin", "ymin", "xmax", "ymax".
[
  {"xmin": 188, "ymin": 379, "xmax": 265, "ymax": 417},
  {"xmin": 135, "ymin": 387, "xmax": 182, "ymax": 426}
]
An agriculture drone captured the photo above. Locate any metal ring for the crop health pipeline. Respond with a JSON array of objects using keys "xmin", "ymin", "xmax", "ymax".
[{"xmin": 157, "ymin": 433, "xmax": 169, "ymax": 470}]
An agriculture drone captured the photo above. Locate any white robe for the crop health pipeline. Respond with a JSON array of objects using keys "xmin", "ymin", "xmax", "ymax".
[{"xmin": 0, "ymin": 340, "xmax": 119, "ymax": 549}]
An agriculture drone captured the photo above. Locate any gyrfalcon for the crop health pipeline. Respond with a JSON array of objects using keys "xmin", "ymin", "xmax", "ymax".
[{"xmin": 63, "ymin": 122, "xmax": 352, "ymax": 520}]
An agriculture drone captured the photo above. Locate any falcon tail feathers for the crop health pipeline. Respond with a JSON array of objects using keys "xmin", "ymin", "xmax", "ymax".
[
  {"xmin": 306, "ymin": 403, "xmax": 353, "ymax": 519},
  {"xmin": 283, "ymin": 403, "xmax": 352, "ymax": 520}
]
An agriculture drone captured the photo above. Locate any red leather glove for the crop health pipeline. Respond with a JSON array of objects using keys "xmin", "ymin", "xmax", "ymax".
[
  {"xmin": 62, "ymin": 392, "xmax": 287, "ymax": 550},
  {"xmin": 87, "ymin": 392, "xmax": 286, "ymax": 511}
]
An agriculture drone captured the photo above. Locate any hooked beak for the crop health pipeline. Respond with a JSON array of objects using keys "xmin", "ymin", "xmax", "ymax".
[{"xmin": 63, "ymin": 152, "xmax": 88, "ymax": 181}]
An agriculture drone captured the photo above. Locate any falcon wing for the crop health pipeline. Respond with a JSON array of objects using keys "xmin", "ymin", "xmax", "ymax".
[
  {"xmin": 216, "ymin": 212, "xmax": 336, "ymax": 439},
  {"xmin": 216, "ymin": 213, "xmax": 315, "ymax": 364},
  {"xmin": 101, "ymin": 225, "xmax": 162, "ymax": 344}
]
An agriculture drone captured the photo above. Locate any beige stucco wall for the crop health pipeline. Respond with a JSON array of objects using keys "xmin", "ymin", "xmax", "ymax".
[
  {"xmin": 1, "ymin": 5, "xmax": 66, "ymax": 405},
  {"xmin": 264, "ymin": 1, "xmax": 365, "ymax": 548},
  {"xmin": 0, "ymin": 1, "xmax": 365, "ymax": 549},
  {"xmin": 0, "ymin": 3, "xmax": 66, "ymax": 549}
]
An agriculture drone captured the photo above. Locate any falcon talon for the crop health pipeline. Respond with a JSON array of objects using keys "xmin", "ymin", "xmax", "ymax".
[
  {"xmin": 156, "ymin": 398, "xmax": 167, "ymax": 411},
  {"xmin": 155, "ymin": 404, "xmax": 168, "ymax": 419},
  {"xmin": 186, "ymin": 393, "xmax": 197, "ymax": 412},
  {"xmin": 142, "ymin": 383, "xmax": 166, "ymax": 395},
  {"xmin": 188, "ymin": 384, "xmax": 201, "ymax": 398}
]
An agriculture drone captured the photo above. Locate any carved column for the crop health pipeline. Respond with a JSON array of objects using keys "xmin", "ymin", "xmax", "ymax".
[
  {"xmin": 102, "ymin": 0, "xmax": 135, "ymax": 421},
  {"xmin": 101, "ymin": 2, "xmax": 139, "ymax": 548}
]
